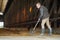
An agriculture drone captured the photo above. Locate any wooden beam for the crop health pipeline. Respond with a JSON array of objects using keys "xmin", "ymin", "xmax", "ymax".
[
  {"xmin": 1, "ymin": 0, "xmax": 8, "ymax": 12},
  {"xmin": 58, "ymin": 7, "xmax": 60, "ymax": 14},
  {"xmin": 50, "ymin": 0, "xmax": 57, "ymax": 14},
  {"xmin": 0, "ymin": 0, "xmax": 3, "ymax": 11}
]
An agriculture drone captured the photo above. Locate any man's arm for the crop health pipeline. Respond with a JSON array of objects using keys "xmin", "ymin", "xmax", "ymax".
[{"xmin": 39, "ymin": 7, "xmax": 43, "ymax": 18}]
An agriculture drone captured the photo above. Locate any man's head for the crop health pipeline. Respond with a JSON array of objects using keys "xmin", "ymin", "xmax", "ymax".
[{"xmin": 36, "ymin": 2, "xmax": 41, "ymax": 9}]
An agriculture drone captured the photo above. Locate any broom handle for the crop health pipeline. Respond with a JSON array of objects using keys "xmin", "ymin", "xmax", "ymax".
[{"xmin": 33, "ymin": 18, "xmax": 40, "ymax": 31}]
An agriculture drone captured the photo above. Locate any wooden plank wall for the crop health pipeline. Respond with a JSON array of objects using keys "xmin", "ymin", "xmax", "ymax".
[{"xmin": 4, "ymin": 0, "xmax": 60, "ymax": 28}]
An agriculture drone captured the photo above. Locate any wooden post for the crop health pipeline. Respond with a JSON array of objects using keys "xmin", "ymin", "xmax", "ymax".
[{"xmin": 2, "ymin": 0, "xmax": 8, "ymax": 12}]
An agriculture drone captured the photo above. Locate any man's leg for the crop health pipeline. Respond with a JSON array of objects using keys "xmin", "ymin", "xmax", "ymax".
[
  {"xmin": 41, "ymin": 19, "xmax": 46, "ymax": 35},
  {"xmin": 46, "ymin": 17, "xmax": 52, "ymax": 35}
]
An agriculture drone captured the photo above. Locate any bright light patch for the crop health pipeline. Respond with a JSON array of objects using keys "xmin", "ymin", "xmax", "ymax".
[
  {"xmin": 0, "ymin": 22, "xmax": 4, "ymax": 28},
  {"xmin": 0, "ymin": 12, "xmax": 3, "ymax": 15}
]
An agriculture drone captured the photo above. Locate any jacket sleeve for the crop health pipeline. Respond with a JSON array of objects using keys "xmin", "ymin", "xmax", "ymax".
[{"xmin": 39, "ymin": 7, "xmax": 43, "ymax": 18}]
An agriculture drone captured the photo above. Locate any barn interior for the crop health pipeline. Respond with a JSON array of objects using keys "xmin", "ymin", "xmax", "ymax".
[{"xmin": 0, "ymin": 0, "xmax": 60, "ymax": 36}]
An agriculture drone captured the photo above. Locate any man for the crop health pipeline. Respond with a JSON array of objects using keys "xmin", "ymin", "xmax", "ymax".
[{"xmin": 35, "ymin": 2, "xmax": 52, "ymax": 35}]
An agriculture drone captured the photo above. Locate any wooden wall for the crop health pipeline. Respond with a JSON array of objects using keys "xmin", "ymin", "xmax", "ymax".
[{"xmin": 4, "ymin": 0, "xmax": 60, "ymax": 28}]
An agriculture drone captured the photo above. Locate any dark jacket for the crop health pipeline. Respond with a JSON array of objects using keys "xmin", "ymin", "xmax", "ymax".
[{"xmin": 39, "ymin": 6, "xmax": 50, "ymax": 19}]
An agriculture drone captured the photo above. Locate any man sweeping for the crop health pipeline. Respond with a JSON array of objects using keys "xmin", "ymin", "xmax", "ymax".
[{"xmin": 32, "ymin": 2, "xmax": 52, "ymax": 36}]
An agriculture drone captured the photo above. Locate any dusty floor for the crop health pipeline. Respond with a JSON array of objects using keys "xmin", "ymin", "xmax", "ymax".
[
  {"xmin": 0, "ymin": 28, "xmax": 40, "ymax": 36},
  {"xmin": 0, "ymin": 28, "xmax": 60, "ymax": 40},
  {"xmin": 0, "ymin": 28, "xmax": 60, "ymax": 36}
]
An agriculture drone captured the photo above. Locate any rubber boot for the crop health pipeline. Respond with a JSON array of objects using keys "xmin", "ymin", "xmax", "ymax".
[
  {"xmin": 40, "ymin": 28, "xmax": 45, "ymax": 36},
  {"xmin": 49, "ymin": 28, "xmax": 52, "ymax": 36}
]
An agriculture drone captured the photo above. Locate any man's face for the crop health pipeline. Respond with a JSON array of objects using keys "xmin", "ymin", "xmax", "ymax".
[{"xmin": 36, "ymin": 3, "xmax": 41, "ymax": 9}]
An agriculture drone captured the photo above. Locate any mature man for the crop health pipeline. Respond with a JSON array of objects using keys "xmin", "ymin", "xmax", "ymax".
[{"xmin": 35, "ymin": 2, "xmax": 52, "ymax": 35}]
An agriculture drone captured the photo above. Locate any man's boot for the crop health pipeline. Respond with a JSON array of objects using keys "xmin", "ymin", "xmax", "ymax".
[
  {"xmin": 49, "ymin": 28, "xmax": 52, "ymax": 36},
  {"xmin": 40, "ymin": 28, "xmax": 45, "ymax": 36}
]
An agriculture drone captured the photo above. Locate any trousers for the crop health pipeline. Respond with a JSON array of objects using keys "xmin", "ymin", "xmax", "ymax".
[{"xmin": 41, "ymin": 17, "xmax": 52, "ymax": 34}]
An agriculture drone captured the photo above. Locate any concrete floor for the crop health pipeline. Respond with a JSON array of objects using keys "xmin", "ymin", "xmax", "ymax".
[{"xmin": 0, "ymin": 35, "xmax": 60, "ymax": 40}]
